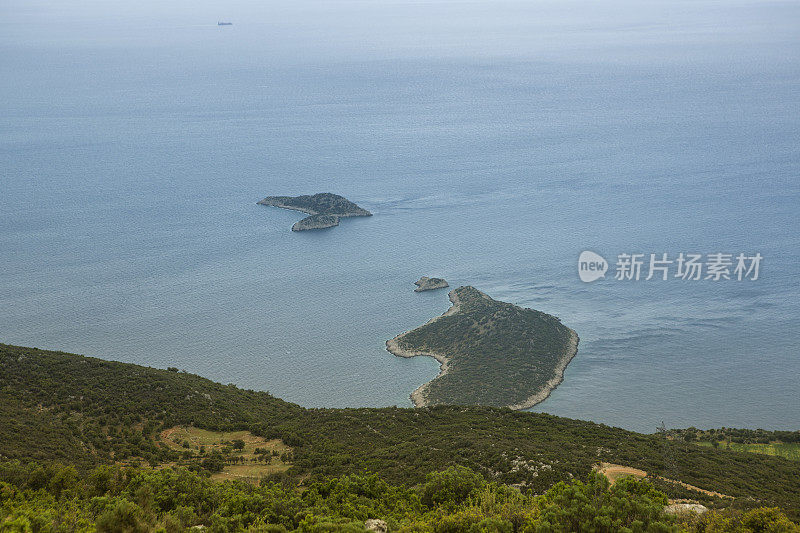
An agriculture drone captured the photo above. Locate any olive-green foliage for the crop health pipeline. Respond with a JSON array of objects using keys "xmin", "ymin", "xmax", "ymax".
[
  {"xmin": 534, "ymin": 473, "xmax": 673, "ymax": 533},
  {"xmin": 669, "ymin": 428, "xmax": 800, "ymax": 446},
  {"xmin": 421, "ymin": 466, "xmax": 486, "ymax": 509},
  {"xmin": 395, "ymin": 286, "xmax": 575, "ymax": 407},
  {"xmin": 2, "ymin": 463, "xmax": 796, "ymax": 532},
  {"xmin": 696, "ymin": 507, "xmax": 800, "ymax": 533},
  {"xmin": 434, "ymin": 509, "xmax": 514, "ymax": 533},
  {"xmin": 2, "ymin": 344, "xmax": 800, "ymax": 518},
  {"xmin": 0, "ymin": 344, "xmax": 300, "ymax": 468},
  {"xmin": 202, "ymin": 452, "xmax": 227, "ymax": 474},
  {"xmin": 96, "ymin": 500, "xmax": 150, "ymax": 533}
]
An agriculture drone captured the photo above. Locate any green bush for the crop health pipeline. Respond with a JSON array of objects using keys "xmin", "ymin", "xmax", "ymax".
[
  {"xmin": 96, "ymin": 500, "xmax": 151, "ymax": 533},
  {"xmin": 422, "ymin": 466, "xmax": 486, "ymax": 509},
  {"xmin": 533, "ymin": 473, "xmax": 675, "ymax": 533}
]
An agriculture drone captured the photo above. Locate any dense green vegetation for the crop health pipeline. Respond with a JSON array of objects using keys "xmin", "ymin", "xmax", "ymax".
[
  {"xmin": 2, "ymin": 343, "xmax": 800, "ymax": 529},
  {"xmin": 668, "ymin": 428, "xmax": 800, "ymax": 461},
  {"xmin": 390, "ymin": 287, "xmax": 576, "ymax": 408},
  {"xmin": 695, "ymin": 442, "xmax": 800, "ymax": 462},
  {"xmin": 2, "ymin": 462, "xmax": 797, "ymax": 532},
  {"xmin": 669, "ymin": 428, "xmax": 800, "ymax": 445},
  {"xmin": 0, "ymin": 344, "xmax": 300, "ymax": 469}
]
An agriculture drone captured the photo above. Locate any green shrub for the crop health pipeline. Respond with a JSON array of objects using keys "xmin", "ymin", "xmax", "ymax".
[
  {"xmin": 422, "ymin": 466, "xmax": 486, "ymax": 509},
  {"xmin": 533, "ymin": 473, "xmax": 676, "ymax": 533},
  {"xmin": 96, "ymin": 500, "xmax": 151, "ymax": 533}
]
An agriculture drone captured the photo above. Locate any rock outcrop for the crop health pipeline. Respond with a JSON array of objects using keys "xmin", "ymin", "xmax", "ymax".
[
  {"xmin": 664, "ymin": 503, "xmax": 709, "ymax": 515},
  {"xmin": 364, "ymin": 519, "xmax": 388, "ymax": 533},
  {"xmin": 414, "ymin": 276, "xmax": 449, "ymax": 292},
  {"xmin": 291, "ymin": 214, "xmax": 340, "ymax": 231}
]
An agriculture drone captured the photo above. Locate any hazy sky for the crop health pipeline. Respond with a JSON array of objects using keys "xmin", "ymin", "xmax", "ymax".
[{"xmin": 3, "ymin": 0, "xmax": 799, "ymax": 65}]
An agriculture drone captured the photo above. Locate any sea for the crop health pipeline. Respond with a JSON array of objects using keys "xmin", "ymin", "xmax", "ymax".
[{"xmin": 2, "ymin": 0, "xmax": 798, "ymax": 433}]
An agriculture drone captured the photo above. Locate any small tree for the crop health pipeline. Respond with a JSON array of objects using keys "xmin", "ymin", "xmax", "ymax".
[
  {"xmin": 201, "ymin": 451, "xmax": 225, "ymax": 473},
  {"xmin": 96, "ymin": 500, "xmax": 151, "ymax": 533}
]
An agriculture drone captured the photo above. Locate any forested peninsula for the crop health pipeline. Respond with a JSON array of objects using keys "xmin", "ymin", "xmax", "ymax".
[{"xmin": 387, "ymin": 286, "xmax": 578, "ymax": 409}]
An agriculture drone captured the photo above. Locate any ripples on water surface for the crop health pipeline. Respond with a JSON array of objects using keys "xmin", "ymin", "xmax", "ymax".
[{"xmin": 1, "ymin": 0, "xmax": 798, "ymax": 432}]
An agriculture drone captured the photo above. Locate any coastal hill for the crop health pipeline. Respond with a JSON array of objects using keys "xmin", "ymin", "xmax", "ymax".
[
  {"xmin": 2, "ymin": 343, "xmax": 800, "ymax": 526},
  {"xmin": 387, "ymin": 286, "xmax": 578, "ymax": 409},
  {"xmin": 257, "ymin": 192, "xmax": 372, "ymax": 231}
]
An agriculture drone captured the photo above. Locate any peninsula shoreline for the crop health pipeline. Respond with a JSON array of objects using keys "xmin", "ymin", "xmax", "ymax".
[{"xmin": 385, "ymin": 290, "xmax": 462, "ymax": 407}]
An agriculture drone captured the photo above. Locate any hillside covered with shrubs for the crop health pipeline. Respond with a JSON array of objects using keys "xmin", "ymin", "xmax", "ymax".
[{"xmin": 1, "ymin": 343, "xmax": 799, "ymax": 531}]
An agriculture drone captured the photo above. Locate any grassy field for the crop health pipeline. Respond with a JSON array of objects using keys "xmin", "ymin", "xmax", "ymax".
[
  {"xmin": 160, "ymin": 426, "xmax": 292, "ymax": 483},
  {"xmin": 696, "ymin": 441, "xmax": 800, "ymax": 461},
  {"xmin": 211, "ymin": 464, "xmax": 289, "ymax": 483}
]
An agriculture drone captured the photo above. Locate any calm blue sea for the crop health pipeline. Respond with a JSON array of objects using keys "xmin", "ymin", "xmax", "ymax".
[{"xmin": 2, "ymin": 0, "xmax": 798, "ymax": 433}]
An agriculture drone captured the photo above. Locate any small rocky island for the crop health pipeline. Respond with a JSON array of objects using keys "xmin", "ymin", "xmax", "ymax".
[
  {"xmin": 291, "ymin": 214, "xmax": 341, "ymax": 231},
  {"xmin": 257, "ymin": 193, "xmax": 372, "ymax": 231},
  {"xmin": 387, "ymin": 286, "xmax": 578, "ymax": 409},
  {"xmin": 414, "ymin": 277, "xmax": 449, "ymax": 292}
]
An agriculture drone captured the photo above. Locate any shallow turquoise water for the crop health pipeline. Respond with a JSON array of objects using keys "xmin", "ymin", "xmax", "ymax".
[{"xmin": 1, "ymin": 0, "xmax": 798, "ymax": 432}]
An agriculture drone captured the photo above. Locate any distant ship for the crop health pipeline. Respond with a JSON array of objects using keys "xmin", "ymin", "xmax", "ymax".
[{"xmin": 217, "ymin": 21, "xmax": 233, "ymax": 26}]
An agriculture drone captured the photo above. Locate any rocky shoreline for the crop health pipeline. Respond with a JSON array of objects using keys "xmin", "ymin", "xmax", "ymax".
[
  {"xmin": 291, "ymin": 214, "xmax": 340, "ymax": 231},
  {"xmin": 257, "ymin": 198, "xmax": 318, "ymax": 216},
  {"xmin": 506, "ymin": 330, "xmax": 579, "ymax": 410},
  {"xmin": 385, "ymin": 290, "xmax": 462, "ymax": 407}
]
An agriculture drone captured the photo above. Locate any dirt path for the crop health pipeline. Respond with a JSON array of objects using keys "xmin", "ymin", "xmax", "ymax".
[{"xmin": 596, "ymin": 462, "xmax": 733, "ymax": 499}]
